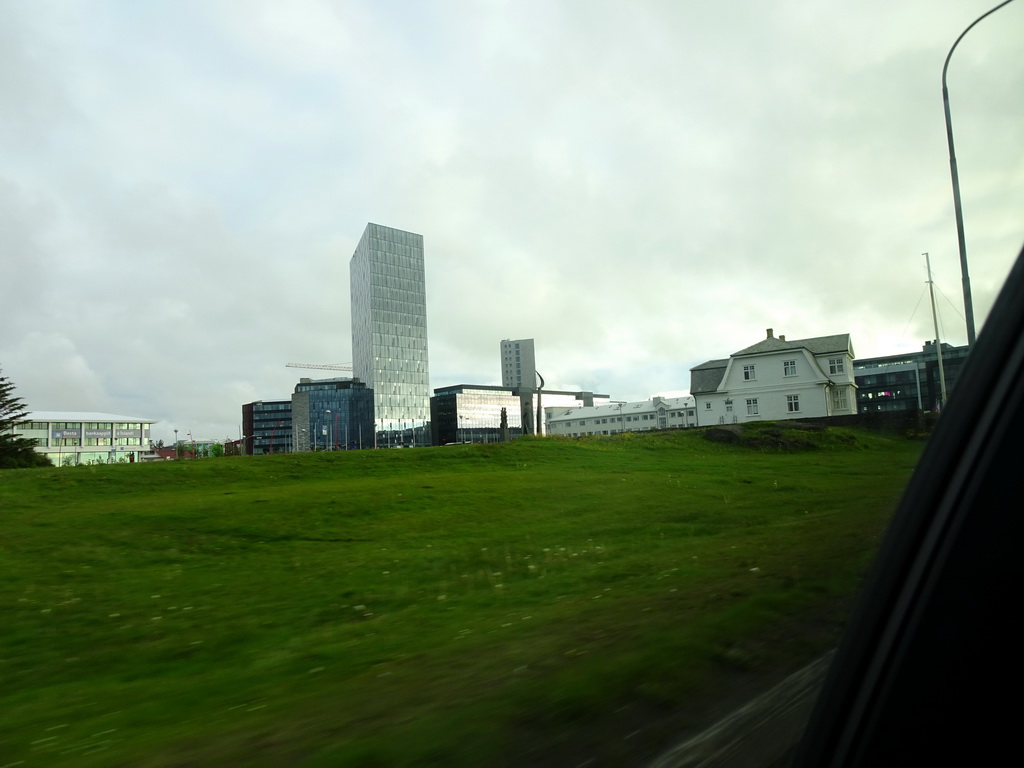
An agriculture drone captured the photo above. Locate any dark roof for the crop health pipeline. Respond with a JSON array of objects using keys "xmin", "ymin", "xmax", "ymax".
[
  {"xmin": 732, "ymin": 333, "xmax": 852, "ymax": 357},
  {"xmin": 689, "ymin": 359, "xmax": 728, "ymax": 394}
]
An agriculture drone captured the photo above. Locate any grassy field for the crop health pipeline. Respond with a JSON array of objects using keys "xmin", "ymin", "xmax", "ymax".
[{"xmin": 0, "ymin": 425, "xmax": 922, "ymax": 766}]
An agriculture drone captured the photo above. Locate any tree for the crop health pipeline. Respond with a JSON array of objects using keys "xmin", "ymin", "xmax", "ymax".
[{"xmin": 0, "ymin": 366, "xmax": 51, "ymax": 469}]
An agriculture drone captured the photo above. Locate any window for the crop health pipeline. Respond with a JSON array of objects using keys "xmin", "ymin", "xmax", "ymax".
[
  {"xmin": 743, "ymin": 364, "xmax": 756, "ymax": 380},
  {"xmin": 726, "ymin": 403, "xmax": 733, "ymax": 413},
  {"xmin": 787, "ymin": 395, "xmax": 800, "ymax": 412},
  {"xmin": 784, "ymin": 360, "xmax": 797, "ymax": 376},
  {"xmin": 746, "ymin": 398, "xmax": 759, "ymax": 416},
  {"xmin": 705, "ymin": 402, "xmax": 712, "ymax": 410},
  {"xmin": 829, "ymin": 357, "xmax": 845, "ymax": 375},
  {"xmin": 832, "ymin": 387, "xmax": 849, "ymax": 411}
]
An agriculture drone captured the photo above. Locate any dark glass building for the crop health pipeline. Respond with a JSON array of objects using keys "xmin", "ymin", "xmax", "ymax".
[
  {"xmin": 292, "ymin": 378, "xmax": 374, "ymax": 451},
  {"xmin": 430, "ymin": 385, "xmax": 608, "ymax": 446},
  {"xmin": 242, "ymin": 399, "xmax": 293, "ymax": 455},
  {"xmin": 431, "ymin": 385, "xmax": 525, "ymax": 446},
  {"xmin": 854, "ymin": 341, "xmax": 970, "ymax": 413}
]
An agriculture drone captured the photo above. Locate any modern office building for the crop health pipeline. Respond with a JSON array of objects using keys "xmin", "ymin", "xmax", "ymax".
[
  {"xmin": 500, "ymin": 338, "xmax": 537, "ymax": 389},
  {"xmin": 242, "ymin": 399, "xmax": 293, "ymax": 455},
  {"xmin": 350, "ymin": 223, "xmax": 430, "ymax": 446},
  {"xmin": 854, "ymin": 341, "xmax": 970, "ymax": 414},
  {"xmin": 12, "ymin": 412, "xmax": 157, "ymax": 466},
  {"xmin": 547, "ymin": 396, "xmax": 697, "ymax": 437},
  {"xmin": 291, "ymin": 377, "xmax": 374, "ymax": 451},
  {"xmin": 430, "ymin": 385, "xmax": 609, "ymax": 445},
  {"xmin": 430, "ymin": 385, "xmax": 524, "ymax": 445}
]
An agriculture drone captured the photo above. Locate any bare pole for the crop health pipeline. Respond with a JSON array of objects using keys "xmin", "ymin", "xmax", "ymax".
[
  {"xmin": 925, "ymin": 253, "xmax": 949, "ymax": 409},
  {"xmin": 535, "ymin": 371, "xmax": 545, "ymax": 436},
  {"xmin": 942, "ymin": 0, "xmax": 1017, "ymax": 345}
]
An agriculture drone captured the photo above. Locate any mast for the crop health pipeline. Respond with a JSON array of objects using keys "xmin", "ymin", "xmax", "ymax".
[{"xmin": 924, "ymin": 253, "xmax": 949, "ymax": 409}]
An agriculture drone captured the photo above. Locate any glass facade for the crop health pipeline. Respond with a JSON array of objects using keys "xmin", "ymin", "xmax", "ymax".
[
  {"xmin": 242, "ymin": 400, "xmax": 293, "ymax": 455},
  {"xmin": 291, "ymin": 378, "xmax": 374, "ymax": 451},
  {"xmin": 350, "ymin": 223, "xmax": 430, "ymax": 445},
  {"xmin": 430, "ymin": 386, "xmax": 610, "ymax": 445},
  {"xmin": 431, "ymin": 386, "xmax": 525, "ymax": 445},
  {"xmin": 854, "ymin": 342, "xmax": 971, "ymax": 414}
]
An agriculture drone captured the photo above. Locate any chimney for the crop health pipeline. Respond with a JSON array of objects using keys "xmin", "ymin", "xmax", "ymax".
[
  {"xmin": 779, "ymin": 335, "xmax": 786, "ymax": 341},
  {"xmin": 766, "ymin": 328, "xmax": 774, "ymax": 338}
]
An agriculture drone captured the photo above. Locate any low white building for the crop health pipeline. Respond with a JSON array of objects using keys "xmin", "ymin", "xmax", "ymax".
[
  {"xmin": 546, "ymin": 395, "xmax": 696, "ymax": 437},
  {"xmin": 12, "ymin": 412, "xmax": 158, "ymax": 466},
  {"xmin": 690, "ymin": 329, "xmax": 857, "ymax": 424}
]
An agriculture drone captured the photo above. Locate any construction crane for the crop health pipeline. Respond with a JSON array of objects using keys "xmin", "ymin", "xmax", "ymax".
[{"xmin": 286, "ymin": 363, "xmax": 353, "ymax": 372}]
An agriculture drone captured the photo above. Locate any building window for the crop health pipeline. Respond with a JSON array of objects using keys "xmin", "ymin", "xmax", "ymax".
[
  {"xmin": 726, "ymin": 403, "xmax": 733, "ymax": 413},
  {"xmin": 832, "ymin": 387, "xmax": 849, "ymax": 411},
  {"xmin": 743, "ymin": 364, "xmax": 756, "ymax": 380},
  {"xmin": 746, "ymin": 398, "xmax": 759, "ymax": 416},
  {"xmin": 784, "ymin": 360, "xmax": 796, "ymax": 376},
  {"xmin": 705, "ymin": 402, "xmax": 712, "ymax": 410},
  {"xmin": 787, "ymin": 395, "xmax": 800, "ymax": 412},
  {"xmin": 829, "ymin": 357, "xmax": 845, "ymax": 375}
]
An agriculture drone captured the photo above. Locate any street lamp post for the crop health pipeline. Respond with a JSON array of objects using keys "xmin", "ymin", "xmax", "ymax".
[
  {"xmin": 941, "ymin": 0, "xmax": 1017, "ymax": 345},
  {"xmin": 614, "ymin": 401, "xmax": 626, "ymax": 434}
]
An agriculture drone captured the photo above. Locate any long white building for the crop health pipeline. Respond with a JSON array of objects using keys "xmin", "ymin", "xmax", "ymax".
[
  {"xmin": 546, "ymin": 395, "xmax": 696, "ymax": 437},
  {"xmin": 13, "ymin": 412, "xmax": 158, "ymax": 466}
]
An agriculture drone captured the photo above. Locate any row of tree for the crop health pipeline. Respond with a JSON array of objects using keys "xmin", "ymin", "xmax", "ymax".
[{"xmin": 0, "ymin": 366, "xmax": 52, "ymax": 469}]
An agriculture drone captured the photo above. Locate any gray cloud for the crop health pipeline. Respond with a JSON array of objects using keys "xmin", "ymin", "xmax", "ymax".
[{"xmin": 1, "ymin": 0, "xmax": 1021, "ymax": 443}]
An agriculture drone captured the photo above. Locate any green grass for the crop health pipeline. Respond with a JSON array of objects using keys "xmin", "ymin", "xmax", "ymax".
[{"xmin": 0, "ymin": 426, "xmax": 922, "ymax": 766}]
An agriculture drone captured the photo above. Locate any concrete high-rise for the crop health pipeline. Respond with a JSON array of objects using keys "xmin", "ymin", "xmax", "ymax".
[
  {"xmin": 500, "ymin": 338, "xmax": 536, "ymax": 389},
  {"xmin": 350, "ymin": 223, "xmax": 430, "ymax": 445}
]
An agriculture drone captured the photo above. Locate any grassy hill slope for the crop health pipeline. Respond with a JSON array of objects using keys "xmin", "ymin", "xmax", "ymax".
[{"xmin": 0, "ymin": 426, "xmax": 922, "ymax": 766}]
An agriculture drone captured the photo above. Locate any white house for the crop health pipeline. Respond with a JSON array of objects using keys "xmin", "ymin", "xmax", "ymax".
[
  {"xmin": 690, "ymin": 329, "xmax": 857, "ymax": 425},
  {"xmin": 546, "ymin": 395, "xmax": 696, "ymax": 437}
]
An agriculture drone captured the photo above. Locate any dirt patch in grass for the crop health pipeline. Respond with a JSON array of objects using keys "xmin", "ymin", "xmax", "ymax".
[{"xmin": 704, "ymin": 422, "xmax": 860, "ymax": 452}]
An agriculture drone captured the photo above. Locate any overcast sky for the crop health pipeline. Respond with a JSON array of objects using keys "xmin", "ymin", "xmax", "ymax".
[{"xmin": 2, "ymin": 0, "xmax": 1021, "ymax": 443}]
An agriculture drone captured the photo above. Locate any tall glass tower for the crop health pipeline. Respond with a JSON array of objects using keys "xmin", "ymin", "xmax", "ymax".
[{"xmin": 350, "ymin": 223, "xmax": 430, "ymax": 446}]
